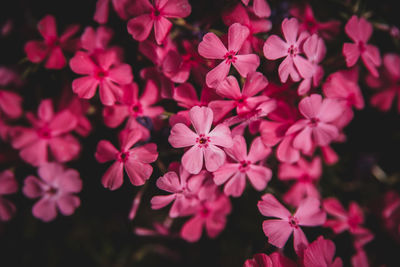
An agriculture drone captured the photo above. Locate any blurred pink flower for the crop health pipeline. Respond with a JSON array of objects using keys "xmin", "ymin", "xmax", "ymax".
[
  {"xmin": 0, "ymin": 170, "xmax": 18, "ymax": 221},
  {"xmin": 279, "ymin": 157, "xmax": 322, "ymax": 206},
  {"xmin": 180, "ymin": 193, "xmax": 231, "ymax": 242},
  {"xmin": 323, "ymin": 198, "xmax": 374, "ymax": 248},
  {"xmin": 70, "ymin": 50, "xmax": 133, "ymax": 106},
  {"xmin": 303, "ymin": 236, "xmax": 343, "ymax": 267},
  {"xmin": 24, "ymin": 15, "xmax": 79, "ymax": 69},
  {"xmin": 11, "ymin": 99, "xmax": 80, "ymax": 166},
  {"xmin": 343, "ymin": 16, "xmax": 381, "ymax": 77},
  {"xmin": 23, "ymin": 163, "xmax": 82, "ymax": 222}
]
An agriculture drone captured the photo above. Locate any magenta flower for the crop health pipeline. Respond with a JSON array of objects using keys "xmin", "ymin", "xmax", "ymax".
[
  {"xmin": 213, "ymin": 136, "xmax": 272, "ymax": 197},
  {"xmin": 298, "ymin": 34, "xmax": 326, "ymax": 95},
  {"xmin": 24, "ymin": 15, "xmax": 79, "ymax": 69},
  {"xmin": 286, "ymin": 94, "xmax": 344, "ymax": 155},
  {"xmin": 323, "ymin": 198, "xmax": 374, "ymax": 248},
  {"xmin": 0, "ymin": 170, "xmax": 18, "ymax": 221},
  {"xmin": 343, "ymin": 16, "xmax": 381, "ymax": 77},
  {"xmin": 209, "ymin": 72, "xmax": 270, "ymax": 122},
  {"xmin": 323, "ymin": 68, "xmax": 364, "ymax": 110},
  {"xmin": 222, "ymin": 3, "xmax": 271, "ymax": 53},
  {"xmin": 69, "ymin": 50, "xmax": 133, "ymax": 106},
  {"xmin": 0, "ymin": 89, "xmax": 22, "ymax": 119},
  {"xmin": 180, "ymin": 193, "xmax": 231, "ymax": 242},
  {"xmin": 367, "ymin": 53, "xmax": 400, "ymax": 113},
  {"xmin": 168, "ymin": 106, "xmax": 233, "ymax": 174},
  {"xmin": 95, "ymin": 130, "xmax": 158, "ymax": 190},
  {"xmin": 258, "ymin": 193, "xmax": 326, "ymax": 253},
  {"xmin": 127, "ymin": 0, "xmax": 191, "ymax": 45},
  {"xmin": 244, "ymin": 252, "xmax": 296, "ymax": 267},
  {"xmin": 151, "ymin": 162, "xmax": 208, "ymax": 217},
  {"xmin": 290, "ymin": 4, "xmax": 341, "ymax": 40},
  {"xmin": 198, "ymin": 23, "xmax": 260, "ymax": 88},
  {"xmin": 263, "ymin": 18, "xmax": 313, "ymax": 83},
  {"xmin": 11, "ymin": 99, "xmax": 80, "ymax": 166},
  {"xmin": 80, "ymin": 26, "xmax": 114, "ymax": 55},
  {"xmin": 23, "ymin": 163, "xmax": 82, "ymax": 222},
  {"xmin": 241, "ymin": 0, "xmax": 271, "ymax": 18},
  {"xmin": 278, "ymin": 157, "xmax": 322, "ymax": 206},
  {"xmin": 303, "ymin": 236, "xmax": 343, "ymax": 267},
  {"xmin": 102, "ymin": 81, "xmax": 163, "ymax": 128}
]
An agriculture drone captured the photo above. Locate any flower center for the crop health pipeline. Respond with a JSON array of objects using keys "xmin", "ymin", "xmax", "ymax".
[
  {"xmin": 37, "ymin": 126, "xmax": 52, "ymax": 139},
  {"xmin": 95, "ymin": 68, "xmax": 108, "ymax": 80},
  {"xmin": 196, "ymin": 134, "xmax": 210, "ymax": 148},
  {"xmin": 239, "ymin": 160, "xmax": 251, "ymax": 172},
  {"xmin": 130, "ymin": 103, "xmax": 143, "ymax": 116},
  {"xmin": 200, "ymin": 206, "xmax": 211, "ymax": 218},
  {"xmin": 224, "ymin": 50, "xmax": 237, "ymax": 64},
  {"xmin": 46, "ymin": 186, "xmax": 58, "ymax": 195},
  {"xmin": 288, "ymin": 215, "xmax": 299, "ymax": 228},
  {"xmin": 151, "ymin": 7, "xmax": 162, "ymax": 20},
  {"xmin": 288, "ymin": 45, "xmax": 298, "ymax": 57},
  {"xmin": 46, "ymin": 36, "xmax": 60, "ymax": 48},
  {"xmin": 117, "ymin": 151, "xmax": 129, "ymax": 163},
  {"xmin": 358, "ymin": 41, "xmax": 366, "ymax": 53},
  {"xmin": 309, "ymin": 117, "xmax": 319, "ymax": 127}
]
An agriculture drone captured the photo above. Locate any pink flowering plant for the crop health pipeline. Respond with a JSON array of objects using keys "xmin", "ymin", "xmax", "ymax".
[{"xmin": 0, "ymin": 0, "xmax": 400, "ymax": 266}]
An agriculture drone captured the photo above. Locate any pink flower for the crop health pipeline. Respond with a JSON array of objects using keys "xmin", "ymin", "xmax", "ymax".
[
  {"xmin": 168, "ymin": 106, "xmax": 233, "ymax": 174},
  {"xmin": 243, "ymin": 252, "xmax": 296, "ymax": 267},
  {"xmin": 303, "ymin": 236, "xmax": 343, "ymax": 267},
  {"xmin": 342, "ymin": 16, "xmax": 381, "ymax": 77},
  {"xmin": 102, "ymin": 81, "xmax": 163, "ymax": 128},
  {"xmin": 213, "ymin": 136, "xmax": 272, "ymax": 197},
  {"xmin": 222, "ymin": 3, "xmax": 271, "ymax": 53},
  {"xmin": 69, "ymin": 50, "xmax": 133, "ymax": 106},
  {"xmin": 241, "ymin": 0, "xmax": 271, "ymax": 18},
  {"xmin": 258, "ymin": 193, "xmax": 326, "ymax": 253},
  {"xmin": 209, "ymin": 72, "xmax": 269, "ymax": 122},
  {"xmin": 151, "ymin": 162, "xmax": 209, "ymax": 217},
  {"xmin": 0, "ymin": 170, "xmax": 18, "ymax": 221},
  {"xmin": 180, "ymin": 193, "xmax": 231, "ymax": 242},
  {"xmin": 323, "ymin": 68, "xmax": 364, "ymax": 110},
  {"xmin": 0, "ymin": 90, "xmax": 22, "ymax": 119},
  {"xmin": 198, "ymin": 23, "xmax": 260, "ymax": 88},
  {"xmin": 95, "ymin": 129, "xmax": 158, "ymax": 190},
  {"xmin": 11, "ymin": 99, "xmax": 80, "ymax": 166},
  {"xmin": 263, "ymin": 18, "xmax": 313, "ymax": 83},
  {"xmin": 367, "ymin": 53, "xmax": 400, "ymax": 113},
  {"xmin": 298, "ymin": 34, "xmax": 326, "ymax": 95},
  {"xmin": 323, "ymin": 198, "xmax": 374, "ymax": 249},
  {"xmin": 80, "ymin": 26, "xmax": 114, "ymax": 55},
  {"xmin": 290, "ymin": 4, "xmax": 341, "ymax": 40},
  {"xmin": 278, "ymin": 157, "xmax": 322, "ymax": 206},
  {"xmin": 351, "ymin": 249, "xmax": 369, "ymax": 267},
  {"xmin": 24, "ymin": 15, "xmax": 79, "ymax": 69},
  {"xmin": 286, "ymin": 94, "xmax": 344, "ymax": 155},
  {"xmin": 127, "ymin": 0, "xmax": 191, "ymax": 45},
  {"xmin": 23, "ymin": 163, "xmax": 82, "ymax": 222}
]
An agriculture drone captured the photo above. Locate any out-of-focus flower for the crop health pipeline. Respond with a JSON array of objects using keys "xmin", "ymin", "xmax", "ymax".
[
  {"xmin": 24, "ymin": 15, "xmax": 79, "ymax": 69},
  {"xmin": 23, "ymin": 163, "xmax": 82, "ymax": 222},
  {"xmin": 343, "ymin": 16, "xmax": 381, "ymax": 77}
]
